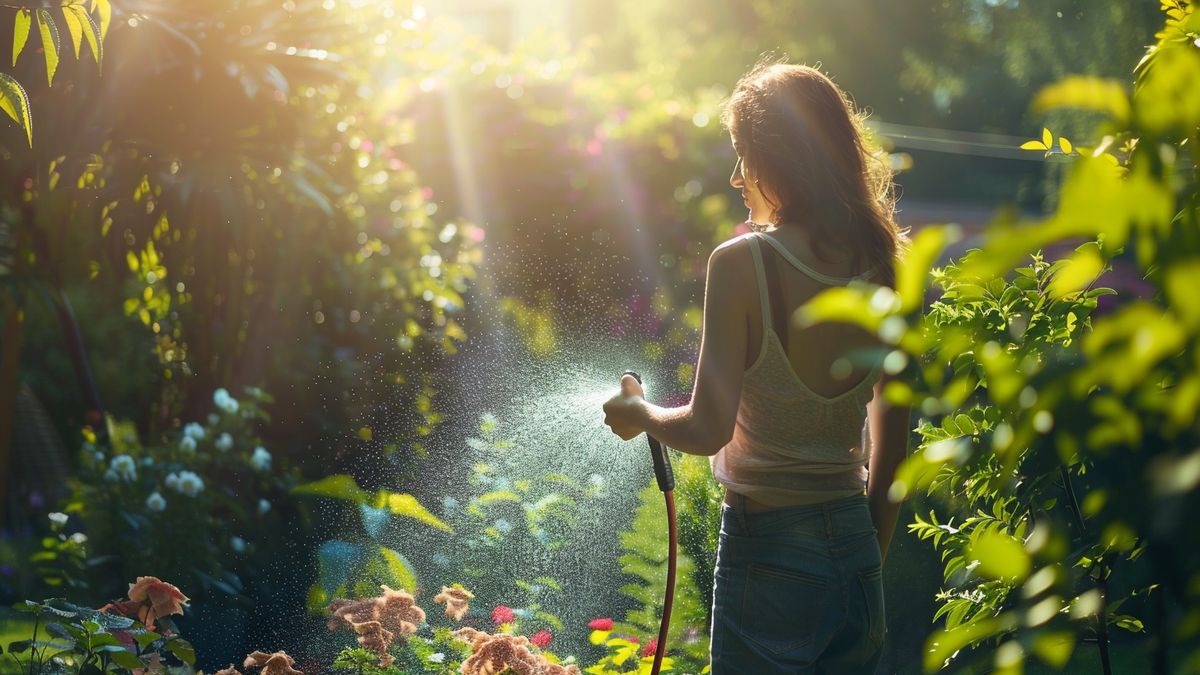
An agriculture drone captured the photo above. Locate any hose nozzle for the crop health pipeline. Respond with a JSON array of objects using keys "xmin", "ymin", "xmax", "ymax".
[{"xmin": 622, "ymin": 371, "xmax": 675, "ymax": 493}]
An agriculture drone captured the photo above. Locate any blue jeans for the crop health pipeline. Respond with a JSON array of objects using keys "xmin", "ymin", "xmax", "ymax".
[{"xmin": 710, "ymin": 493, "xmax": 885, "ymax": 674}]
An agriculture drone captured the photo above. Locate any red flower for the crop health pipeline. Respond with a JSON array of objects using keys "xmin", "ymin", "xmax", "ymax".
[
  {"xmin": 587, "ymin": 618, "xmax": 614, "ymax": 631},
  {"xmin": 491, "ymin": 605, "xmax": 515, "ymax": 625},
  {"xmin": 640, "ymin": 638, "xmax": 658, "ymax": 658},
  {"xmin": 530, "ymin": 629, "xmax": 553, "ymax": 649}
]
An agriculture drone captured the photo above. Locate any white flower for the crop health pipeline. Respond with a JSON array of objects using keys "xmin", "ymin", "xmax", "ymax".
[
  {"xmin": 183, "ymin": 422, "xmax": 206, "ymax": 440},
  {"xmin": 48, "ymin": 512, "xmax": 68, "ymax": 527},
  {"xmin": 494, "ymin": 518, "xmax": 513, "ymax": 534},
  {"xmin": 109, "ymin": 454, "xmax": 137, "ymax": 482},
  {"xmin": 207, "ymin": 413, "xmax": 220, "ymax": 425},
  {"xmin": 174, "ymin": 470, "xmax": 204, "ymax": 497},
  {"xmin": 165, "ymin": 472, "xmax": 180, "ymax": 491},
  {"xmin": 258, "ymin": 498, "xmax": 271, "ymax": 515},
  {"xmin": 427, "ymin": 653, "xmax": 446, "ymax": 664},
  {"xmin": 215, "ymin": 432, "xmax": 234, "ymax": 452},
  {"xmin": 140, "ymin": 456, "xmax": 154, "ymax": 467},
  {"xmin": 250, "ymin": 446, "xmax": 271, "ymax": 471},
  {"xmin": 104, "ymin": 469, "xmax": 119, "ymax": 482},
  {"xmin": 69, "ymin": 532, "xmax": 88, "ymax": 545},
  {"xmin": 442, "ymin": 496, "xmax": 460, "ymax": 511},
  {"xmin": 92, "ymin": 451, "xmax": 105, "ymax": 463},
  {"xmin": 146, "ymin": 491, "xmax": 167, "ymax": 512},
  {"xmin": 179, "ymin": 436, "xmax": 197, "ymax": 454},
  {"xmin": 213, "ymin": 388, "xmax": 239, "ymax": 414},
  {"xmin": 230, "ymin": 536, "xmax": 246, "ymax": 553}
]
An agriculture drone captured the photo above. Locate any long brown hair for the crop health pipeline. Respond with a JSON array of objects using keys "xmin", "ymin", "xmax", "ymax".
[{"xmin": 720, "ymin": 59, "xmax": 905, "ymax": 287}]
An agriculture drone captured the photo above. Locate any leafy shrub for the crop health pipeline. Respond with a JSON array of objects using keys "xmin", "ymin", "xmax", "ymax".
[
  {"xmin": 40, "ymin": 387, "xmax": 299, "ymax": 606},
  {"xmin": 801, "ymin": 3, "xmax": 1200, "ymax": 671}
]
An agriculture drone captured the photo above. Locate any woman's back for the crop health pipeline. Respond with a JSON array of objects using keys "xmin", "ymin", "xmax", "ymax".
[{"xmin": 710, "ymin": 230, "xmax": 883, "ymax": 508}]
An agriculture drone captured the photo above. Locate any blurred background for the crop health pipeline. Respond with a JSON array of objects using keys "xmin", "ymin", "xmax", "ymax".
[{"xmin": 0, "ymin": 0, "xmax": 1170, "ymax": 673}]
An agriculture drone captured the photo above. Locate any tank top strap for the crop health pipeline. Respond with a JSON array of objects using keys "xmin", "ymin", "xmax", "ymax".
[
  {"xmin": 746, "ymin": 234, "xmax": 771, "ymax": 336},
  {"xmin": 759, "ymin": 241, "xmax": 788, "ymax": 340}
]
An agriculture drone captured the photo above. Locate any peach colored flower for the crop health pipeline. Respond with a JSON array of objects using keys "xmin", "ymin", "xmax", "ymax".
[
  {"xmin": 327, "ymin": 585, "xmax": 424, "ymax": 667},
  {"xmin": 433, "ymin": 585, "xmax": 474, "ymax": 621},
  {"xmin": 453, "ymin": 627, "xmax": 581, "ymax": 675},
  {"xmin": 126, "ymin": 576, "xmax": 189, "ymax": 629},
  {"xmin": 214, "ymin": 667, "xmax": 243, "ymax": 675},
  {"xmin": 243, "ymin": 650, "xmax": 303, "ymax": 675}
]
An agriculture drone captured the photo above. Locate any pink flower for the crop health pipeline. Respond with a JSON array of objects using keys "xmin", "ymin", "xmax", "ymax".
[
  {"xmin": 641, "ymin": 638, "xmax": 658, "ymax": 658},
  {"xmin": 587, "ymin": 618, "xmax": 613, "ymax": 631},
  {"xmin": 530, "ymin": 629, "xmax": 553, "ymax": 649},
  {"xmin": 491, "ymin": 605, "xmax": 515, "ymax": 625}
]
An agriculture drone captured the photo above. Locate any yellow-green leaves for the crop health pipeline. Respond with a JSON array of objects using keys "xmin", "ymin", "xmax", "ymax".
[
  {"xmin": 1020, "ymin": 127, "xmax": 1077, "ymax": 157},
  {"xmin": 969, "ymin": 530, "xmax": 1031, "ymax": 582},
  {"xmin": 13, "ymin": 9, "xmax": 31, "ymax": 67},
  {"xmin": 36, "ymin": 9, "xmax": 60, "ymax": 87},
  {"xmin": 1032, "ymin": 75, "xmax": 1131, "ymax": 123},
  {"xmin": 0, "ymin": 73, "xmax": 32, "ymax": 147},
  {"xmin": 899, "ymin": 224, "xmax": 959, "ymax": 315},
  {"xmin": 1047, "ymin": 242, "xmax": 1104, "ymax": 298},
  {"xmin": 62, "ymin": 4, "xmax": 103, "ymax": 70},
  {"xmin": 382, "ymin": 492, "xmax": 452, "ymax": 532},
  {"xmin": 1136, "ymin": 44, "xmax": 1200, "ymax": 135},
  {"xmin": 91, "ymin": 0, "xmax": 111, "ymax": 41}
]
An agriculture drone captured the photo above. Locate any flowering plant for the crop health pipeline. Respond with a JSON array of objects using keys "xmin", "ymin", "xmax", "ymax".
[
  {"xmin": 6, "ymin": 576, "xmax": 196, "ymax": 674},
  {"xmin": 35, "ymin": 387, "xmax": 300, "ymax": 607}
]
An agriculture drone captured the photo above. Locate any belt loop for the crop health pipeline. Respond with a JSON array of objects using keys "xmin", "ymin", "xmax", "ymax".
[
  {"xmin": 736, "ymin": 492, "xmax": 750, "ymax": 535},
  {"xmin": 823, "ymin": 504, "xmax": 834, "ymax": 539}
]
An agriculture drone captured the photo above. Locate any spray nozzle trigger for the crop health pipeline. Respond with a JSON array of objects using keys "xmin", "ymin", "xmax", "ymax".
[{"xmin": 621, "ymin": 371, "xmax": 674, "ymax": 493}]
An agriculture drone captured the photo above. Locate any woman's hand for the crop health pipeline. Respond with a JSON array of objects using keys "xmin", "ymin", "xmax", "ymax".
[{"xmin": 602, "ymin": 374, "xmax": 647, "ymax": 441}]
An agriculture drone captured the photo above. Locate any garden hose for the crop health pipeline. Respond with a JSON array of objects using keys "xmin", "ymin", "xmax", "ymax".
[{"xmin": 622, "ymin": 372, "xmax": 676, "ymax": 675}]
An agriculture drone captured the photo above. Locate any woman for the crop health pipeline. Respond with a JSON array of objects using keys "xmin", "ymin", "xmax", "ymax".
[{"xmin": 602, "ymin": 60, "xmax": 911, "ymax": 674}]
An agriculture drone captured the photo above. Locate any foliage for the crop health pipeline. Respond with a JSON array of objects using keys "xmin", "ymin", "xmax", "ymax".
[
  {"xmin": 5, "ymin": 580, "xmax": 195, "ymax": 674},
  {"xmin": 0, "ymin": 0, "xmax": 108, "ymax": 146},
  {"xmin": 426, "ymin": 414, "xmax": 606, "ymax": 641},
  {"xmin": 606, "ymin": 476, "xmax": 709, "ymax": 673},
  {"xmin": 292, "ymin": 472, "xmax": 442, "ymax": 608},
  {"xmin": 801, "ymin": 2, "xmax": 1200, "ymax": 671},
  {"xmin": 42, "ymin": 387, "xmax": 299, "ymax": 607}
]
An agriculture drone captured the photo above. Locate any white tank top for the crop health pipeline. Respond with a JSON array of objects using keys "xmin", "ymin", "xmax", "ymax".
[{"xmin": 710, "ymin": 232, "xmax": 882, "ymax": 506}]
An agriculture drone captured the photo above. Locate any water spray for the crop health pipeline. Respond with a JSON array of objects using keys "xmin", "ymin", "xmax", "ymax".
[{"xmin": 622, "ymin": 371, "xmax": 676, "ymax": 675}]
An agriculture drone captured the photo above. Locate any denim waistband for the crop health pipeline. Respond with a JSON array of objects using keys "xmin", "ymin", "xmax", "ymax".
[{"xmin": 723, "ymin": 492, "xmax": 871, "ymax": 539}]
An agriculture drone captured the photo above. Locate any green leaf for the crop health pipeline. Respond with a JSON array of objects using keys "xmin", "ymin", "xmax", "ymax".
[
  {"xmin": 378, "ymin": 546, "xmax": 418, "ymax": 593},
  {"xmin": 0, "ymin": 72, "xmax": 33, "ymax": 147},
  {"xmin": 13, "ymin": 10, "xmax": 31, "ymax": 67},
  {"xmin": 292, "ymin": 474, "xmax": 371, "ymax": 504},
  {"xmin": 36, "ymin": 9, "xmax": 60, "ymax": 87},
  {"xmin": 383, "ymin": 492, "xmax": 452, "ymax": 532},
  {"xmin": 969, "ymin": 530, "xmax": 1031, "ymax": 582},
  {"xmin": 1048, "ymin": 244, "xmax": 1104, "ymax": 298},
  {"xmin": 106, "ymin": 648, "xmax": 146, "ymax": 670},
  {"xmin": 92, "ymin": 0, "xmax": 111, "ymax": 41},
  {"xmin": 899, "ymin": 225, "xmax": 959, "ymax": 314},
  {"xmin": 164, "ymin": 638, "xmax": 196, "ymax": 665},
  {"xmin": 61, "ymin": 5, "xmax": 83, "ymax": 59},
  {"xmin": 1031, "ymin": 76, "xmax": 1131, "ymax": 122}
]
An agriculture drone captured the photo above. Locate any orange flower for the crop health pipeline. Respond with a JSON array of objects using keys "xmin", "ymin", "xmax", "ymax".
[
  {"xmin": 433, "ymin": 585, "xmax": 474, "ymax": 621},
  {"xmin": 214, "ymin": 667, "xmax": 243, "ymax": 675},
  {"xmin": 126, "ymin": 576, "xmax": 189, "ymax": 628}
]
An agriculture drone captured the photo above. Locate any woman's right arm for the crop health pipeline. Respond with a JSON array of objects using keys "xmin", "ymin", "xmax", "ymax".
[{"xmin": 866, "ymin": 374, "xmax": 911, "ymax": 564}]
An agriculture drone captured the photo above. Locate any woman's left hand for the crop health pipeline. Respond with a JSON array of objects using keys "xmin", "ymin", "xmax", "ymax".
[{"xmin": 602, "ymin": 374, "xmax": 646, "ymax": 441}]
